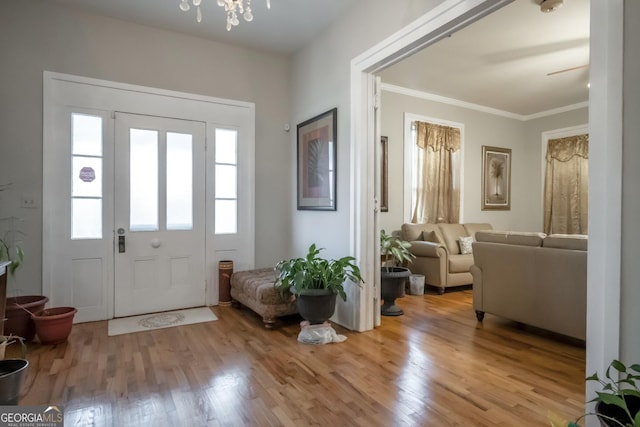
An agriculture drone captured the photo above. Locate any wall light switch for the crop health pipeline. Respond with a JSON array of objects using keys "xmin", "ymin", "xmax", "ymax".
[{"xmin": 21, "ymin": 196, "xmax": 37, "ymax": 209}]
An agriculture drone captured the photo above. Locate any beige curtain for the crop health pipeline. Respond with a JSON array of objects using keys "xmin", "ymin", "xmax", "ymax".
[
  {"xmin": 543, "ymin": 134, "xmax": 589, "ymax": 234},
  {"xmin": 411, "ymin": 121, "xmax": 460, "ymax": 224}
]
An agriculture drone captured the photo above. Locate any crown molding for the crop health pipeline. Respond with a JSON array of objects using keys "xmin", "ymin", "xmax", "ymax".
[{"xmin": 380, "ymin": 83, "xmax": 588, "ymax": 121}]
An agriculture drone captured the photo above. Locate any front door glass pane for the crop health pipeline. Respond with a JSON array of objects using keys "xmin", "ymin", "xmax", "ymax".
[
  {"xmin": 72, "ymin": 113, "xmax": 102, "ymax": 156},
  {"xmin": 72, "ymin": 198, "xmax": 102, "ymax": 239},
  {"xmin": 130, "ymin": 129, "xmax": 159, "ymax": 231},
  {"xmin": 166, "ymin": 132, "xmax": 193, "ymax": 230}
]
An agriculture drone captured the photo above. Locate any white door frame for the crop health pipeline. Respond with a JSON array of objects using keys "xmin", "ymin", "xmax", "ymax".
[
  {"xmin": 350, "ymin": 0, "xmax": 624, "ymax": 415},
  {"xmin": 350, "ymin": 0, "xmax": 514, "ymax": 332},
  {"xmin": 43, "ymin": 72, "xmax": 255, "ymax": 322}
]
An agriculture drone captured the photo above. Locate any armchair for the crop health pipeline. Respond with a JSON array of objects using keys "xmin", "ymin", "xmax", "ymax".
[{"xmin": 400, "ymin": 222, "xmax": 493, "ymax": 294}]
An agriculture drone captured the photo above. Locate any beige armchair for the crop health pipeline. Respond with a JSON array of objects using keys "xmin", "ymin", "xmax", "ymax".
[{"xmin": 400, "ymin": 223, "xmax": 493, "ymax": 294}]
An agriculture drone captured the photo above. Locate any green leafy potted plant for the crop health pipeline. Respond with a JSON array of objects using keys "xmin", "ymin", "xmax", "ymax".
[
  {"xmin": 548, "ymin": 359, "xmax": 640, "ymax": 427},
  {"xmin": 380, "ymin": 230, "xmax": 415, "ymax": 316},
  {"xmin": 1, "ymin": 229, "xmax": 49, "ymax": 341},
  {"xmin": 274, "ymin": 244, "xmax": 364, "ymax": 324}
]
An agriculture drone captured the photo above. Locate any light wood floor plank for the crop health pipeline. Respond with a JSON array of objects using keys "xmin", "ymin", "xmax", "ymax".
[{"xmin": 7, "ymin": 289, "xmax": 585, "ymax": 426}]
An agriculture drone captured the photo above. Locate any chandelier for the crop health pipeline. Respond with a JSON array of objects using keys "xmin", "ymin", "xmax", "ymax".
[{"xmin": 179, "ymin": 0, "xmax": 271, "ymax": 31}]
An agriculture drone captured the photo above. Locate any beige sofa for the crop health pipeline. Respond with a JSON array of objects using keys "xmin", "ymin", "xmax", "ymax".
[
  {"xmin": 470, "ymin": 231, "xmax": 587, "ymax": 340},
  {"xmin": 400, "ymin": 223, "xmax": 493, "ymax": 294}
]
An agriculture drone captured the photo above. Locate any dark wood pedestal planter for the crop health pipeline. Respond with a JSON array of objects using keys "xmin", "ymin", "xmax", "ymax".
[
  {"xmin": 296, "ymin": 288, "xmax": 337, "ymax": 325},
  {"xmin": 32, "ymin": 307, "xmax": 77, "ymax": 345},
  {"xmin": 380, "ymin": 267, "xmax": 411, "ymax": 316}
]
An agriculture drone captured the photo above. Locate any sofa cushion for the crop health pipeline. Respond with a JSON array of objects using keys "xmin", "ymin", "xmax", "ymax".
[
  {"xmin": 475, "ymin": 230, "xmax": 546, "ymax": 247},
  {"xmin": 438, "ymin": 223, "xmax": 467, "ymax": 255},
  {"xmin": 449, "ymin": 254, "xmax": 474, "ymax": 273},
  {"xmin": 463, "ymin": 223, "xmax": 493, "ymax": 240},
  {"xmin": 543, "ymin": 234, "xmax": 588, "ymax": 251},
  {"xmin": 422, "ymin": 230, "xmax": 442, "ymax": 243},
  {"xmin": 401, "ymin": 223, "xmax": 444, "ymax": 243}
]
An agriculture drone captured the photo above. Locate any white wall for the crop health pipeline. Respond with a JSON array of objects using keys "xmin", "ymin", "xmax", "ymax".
[
  {"xmin": 289, "ymin": 0, "xmax": 445, "ymax": 259},
  {"xmin": 0, "ymin": 1, "xmax": 292, "ymax": 295},
  {"xmin": 621, "ymin": 0, "xmax": 640, "ymax": 363},
  {"xmin": 379, "ymin": 88, "xmax": 588, "ymax": 234}
]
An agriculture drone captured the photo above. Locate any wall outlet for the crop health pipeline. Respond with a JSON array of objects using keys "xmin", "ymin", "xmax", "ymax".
[{"xmin": 21, "ymin": 196, "xmax": 37, "ymax": 209}]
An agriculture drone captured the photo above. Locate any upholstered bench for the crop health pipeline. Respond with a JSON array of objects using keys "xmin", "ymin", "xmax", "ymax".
[{"xmin": 230, "ymin": 268, "xmax": 298, "ymax": 329}]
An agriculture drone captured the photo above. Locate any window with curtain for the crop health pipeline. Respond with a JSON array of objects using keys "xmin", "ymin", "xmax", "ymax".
[
  {"xmin": 411, "ymin": 121, "xmax": 461, "ymax": 224},
  {"xmin": 543, "ymin": 134, "xmax": 589, "ymax": 234}
]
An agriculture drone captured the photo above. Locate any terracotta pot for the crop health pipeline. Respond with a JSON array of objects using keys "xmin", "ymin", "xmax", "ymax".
[
  {"xmin": 32, "ymin": 307, "xmax": 77, "ymax": 345},
  {"xmin": 4, "ymin": 296, "xmax": 49, "ymax": 341}
]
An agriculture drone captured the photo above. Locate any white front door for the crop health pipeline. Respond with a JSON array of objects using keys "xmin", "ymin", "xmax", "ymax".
[{"xmin": 113, "ymin": 113, "xmax": 206, "ymax": 317}]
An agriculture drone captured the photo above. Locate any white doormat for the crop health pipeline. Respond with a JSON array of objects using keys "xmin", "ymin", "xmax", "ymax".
[{"xmin": 107, "ymin": 307, "xmax": 217, "ymax": 336}]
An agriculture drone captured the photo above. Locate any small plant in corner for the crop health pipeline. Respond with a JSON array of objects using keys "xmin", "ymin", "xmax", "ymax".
[
  {"xmin": 380, "ymin": 229, "xmax": 415, "ymax": 272},
  {"xmin": 274, "ymin": 244, "xmax": 364, "ymax": 302},
  {"xmin": 0, "ymin": 234, "xmax": 23, "ymax": 276}
]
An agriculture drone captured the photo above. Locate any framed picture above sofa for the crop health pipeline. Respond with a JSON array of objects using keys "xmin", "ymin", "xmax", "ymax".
[
  {"xmin": 297, "ymin": 108, "xmax": 337, "ymax": 211},
  {"xmin": 481, "ymin": 145, "xmax": 511, "ymax": 210}
]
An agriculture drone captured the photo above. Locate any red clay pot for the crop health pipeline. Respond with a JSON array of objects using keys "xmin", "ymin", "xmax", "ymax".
[
  {"xmin": 4, "ymin": 296, "xmax": 49, "ymax": 340},
  {"xmin": 31, "ymin": 307, "xmax": 77, "ymax": 345}
]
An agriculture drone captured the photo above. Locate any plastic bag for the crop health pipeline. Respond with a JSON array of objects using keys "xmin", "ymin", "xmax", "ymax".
[{"xmin": 297, "ymin": 321, "xmax": 347, "ymax": 345}]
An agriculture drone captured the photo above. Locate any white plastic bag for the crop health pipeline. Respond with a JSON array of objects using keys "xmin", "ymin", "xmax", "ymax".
[{"xmin": 297, "ymin": 322, "xmax": 347, "ymax": 345}]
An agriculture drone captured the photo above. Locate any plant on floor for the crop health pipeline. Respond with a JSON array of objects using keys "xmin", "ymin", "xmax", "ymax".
[
  {"xmin": 274, "ymin": 244, "xmax": 364, "ymax": 302},
  {"xmin": 380, "ymin": 229, "xmax": 415, "ymax": 272},
  {"xmin": 548, "ymin": 359, "xmax": 640, "ymax": 427}
]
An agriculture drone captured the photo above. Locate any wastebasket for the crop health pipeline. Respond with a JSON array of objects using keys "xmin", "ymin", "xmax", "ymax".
[{"xmin": 409, "ymin": 274, "xmax": 425, "ymax": 295}]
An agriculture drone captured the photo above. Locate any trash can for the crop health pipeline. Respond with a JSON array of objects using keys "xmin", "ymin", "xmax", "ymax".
[
  {"xmin": 409, "ymin": 274, "xmax": 425, "ymax": 295},
  {"xmin": 218, "ymin": 260, "xmax": 234, "ymax": 306}
]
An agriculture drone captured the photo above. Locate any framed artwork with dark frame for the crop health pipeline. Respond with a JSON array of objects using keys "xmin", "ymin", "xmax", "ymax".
[
  {"xmin": 297, "ymin": 108, "xmax": 337, "ymax": 211},
  {"xmin": 481, "ymin": 145, "xmax": 511, "ymax": 210},
  {"xmin": 380, "ymin": 136, "xmax": 389, "ymax": 212}
]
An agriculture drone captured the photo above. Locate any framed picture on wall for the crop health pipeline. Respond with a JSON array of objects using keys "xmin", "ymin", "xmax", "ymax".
[
  {"xmin": 297, "ymin": 108, "xmax": 337, "ymax": 210},
  {"xmin": 481, "ymin": 145, "xmax": 511, "ymax": 210},
  {"xmin": 380, "ymin": 136, "xmax": 389, "ymax": 212}
]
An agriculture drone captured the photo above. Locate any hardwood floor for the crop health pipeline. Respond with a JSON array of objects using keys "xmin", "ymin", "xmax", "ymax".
[{"xmin": 7, "ymin": 289, "xmax": 585, "ymax": 426}]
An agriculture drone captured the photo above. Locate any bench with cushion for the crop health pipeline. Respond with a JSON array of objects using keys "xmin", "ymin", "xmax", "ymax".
[{"xmin": 230, "ymin": 268, "xmax": 298, "ymax": 328}]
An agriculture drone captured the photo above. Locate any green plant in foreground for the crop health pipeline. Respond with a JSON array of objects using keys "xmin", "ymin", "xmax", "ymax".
[
  {"xmin": 380, "ymin": 229, "xmax": 415, "ymax": 272},
  {"xmin": 549, "ymin": 360, "xmax": 640, "ymax": 427},
  {"xmin": 274, "ymin": 244, "xmax": 364, "ymax": 301},
  {"xmin": 0, "ymin": 236, "xmax": 23, "ymax": 276}
]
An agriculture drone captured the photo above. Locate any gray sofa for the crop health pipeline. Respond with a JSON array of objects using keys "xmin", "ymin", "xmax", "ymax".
[
  {"xmin": 400, "ymin": 222, "xmax": 493, "ymax": 294},
  {"xmin": 470, "ymin": 231, "xmax": 587, "ymax": 340}
]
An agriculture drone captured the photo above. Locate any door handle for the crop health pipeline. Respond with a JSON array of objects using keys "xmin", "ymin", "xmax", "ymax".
[{"xmin": 118, "ymin": 235, "xmax": 126, "ymax": 253}]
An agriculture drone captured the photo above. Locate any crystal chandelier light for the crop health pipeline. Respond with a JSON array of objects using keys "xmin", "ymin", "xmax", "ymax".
[{"xmin": 179, "ymin": 0, "xmax": 271, "ymax": 31}]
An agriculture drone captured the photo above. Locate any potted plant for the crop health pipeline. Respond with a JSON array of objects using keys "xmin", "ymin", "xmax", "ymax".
[
  {"xmin": 380, "ymin": 230, "xmax": 415, "ymax": 316},
  {"xmin": 31, "ymin": 306, "xmax": 77, "ymax": 345},
  {"xmin": 274, "ymin": 244, "xmax": 364, "ymax": 324},
  {"xmin": 548, "ymin": 359, "xmax": 640, "ymax": 427},
  {"xmin": 1, "ymin": 219, "xmax": 50, "ymax": 341}
]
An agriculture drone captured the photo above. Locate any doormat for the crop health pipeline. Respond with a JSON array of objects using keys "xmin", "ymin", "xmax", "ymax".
[{"xmin": 107, "ymin": 307, "xmax": 217, "ymax": 336}]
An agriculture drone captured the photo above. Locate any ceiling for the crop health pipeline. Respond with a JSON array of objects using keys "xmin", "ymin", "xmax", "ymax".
[
  {"xmin": 50, "ymin": 0, "xmax": 590, "ymax": 117},
  {"xmin": 379, "ymin": 0, "xmax": 590, "ymax": 116},
  {"xmin": 50, "ymin": 0, "xmax": 360, "ymax": 55}
]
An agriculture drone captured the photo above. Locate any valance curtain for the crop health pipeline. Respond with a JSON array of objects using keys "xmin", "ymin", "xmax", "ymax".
[
  {"xmin": 411, "ymin": 121, "xmax": 460, "ymax": 224},
  {"xmin": 543, "ymin": 134, "xmax": 589, "ymax": 234}
]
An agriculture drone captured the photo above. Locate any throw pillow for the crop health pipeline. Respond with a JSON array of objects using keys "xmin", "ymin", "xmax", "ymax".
[{"xmin": 459, "ymin": 236, "xmax": 473, "ymax": 254}]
